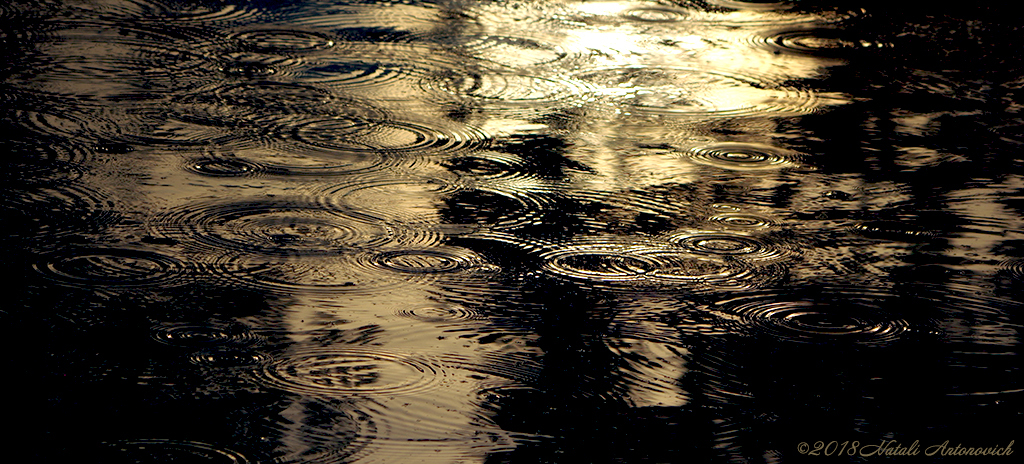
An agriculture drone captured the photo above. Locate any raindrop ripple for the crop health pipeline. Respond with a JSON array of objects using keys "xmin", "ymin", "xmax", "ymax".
[
  {"xmin": 683, "ymin": 142, "xmax": 803, "ymax": 170},
  {"xmin": 32, "ymin": 248, "xmax": 189, "ymax": 288},
  {"xmin": 257, "ymin": 348, "xmax": 443, "ymax": 396},
  {"xmin": 714, "ymin": 295, "xmax": 913, "ymax": 346}
]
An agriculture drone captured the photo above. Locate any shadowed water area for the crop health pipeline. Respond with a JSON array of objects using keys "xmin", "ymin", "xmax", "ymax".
[{"xmin": 2, "ymin": 0, "xmax": 1022, "ymax": 462}]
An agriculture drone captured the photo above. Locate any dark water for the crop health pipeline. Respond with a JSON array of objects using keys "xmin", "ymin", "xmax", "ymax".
[{"xmin": 2, "ymin": 1, "xmax": 1021, "ymax": 462}]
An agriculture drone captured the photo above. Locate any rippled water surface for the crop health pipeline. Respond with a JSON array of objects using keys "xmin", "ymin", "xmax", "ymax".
[{"xmin": 3, "ymin": 1, "xmax": 1022, "ymax": 462}]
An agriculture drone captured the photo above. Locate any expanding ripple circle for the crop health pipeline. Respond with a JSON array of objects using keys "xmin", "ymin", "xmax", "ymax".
[
  {"xmin": 372, "ymin": 248, "xmax": 483, "ymax": 274},
  {"xmin": 258, "ymin": 349, "xmax": 443, "ymax": 396},
  {"xmin": 32, "ymin": 248, "xmax": 189, "ymax": 288},
  {"xmin": 539, "ymin": 243, "xmax": 784, "ymax": 290},
  {"xmin": 291, "ymin": 117, "xmax": 489, "ymax": 154},
  {"xmin": 231, "ymin": 29, "xmax": 336, "ymax": 54},
  {"xmin": 665, "ymin": 232, "xmax": 791, "ymax": 263},
  {"xmin": 715, "ymin": 296, "xmax": 913, "ymax": 346},
  {"xmin": 395, "ymin": 304, "xmax": 482, "ymax": 323},
  {"xmin": 670, "ymin": 233, "xmax": 765, "ymax": 255},
  {"xmin": 151, "ymin": 200, "xmax": 398, "ymax": 257},
  {"xmin": 684, "ymin": 143, "xmax": 802, "ymax": 170},
  {"xmin": 622, "ymin": 7, "xmax": 689, "ymax": 22},
  {"xmin": 708, "ymin": 212, "xmax": 776, "ymax": 229},
  {"xmin": 185, "ymin": 157, "xmax": 267, "ymax": 177},
  {"xmin": 152, "ymin": 322, "xmax": 262, "ymax": 348}
]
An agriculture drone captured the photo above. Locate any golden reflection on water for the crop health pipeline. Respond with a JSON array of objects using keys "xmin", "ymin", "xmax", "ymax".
[
  {"xmin": 123, "ymin": 2, "xmax": 847, "ymax": 458},
  {"xmin": 266, "ymin": 290, "xmax": 534, "ymax": 463},
  {"xmin": 435, "ymin": 0, "xmax": 849, "ymax": 197}
]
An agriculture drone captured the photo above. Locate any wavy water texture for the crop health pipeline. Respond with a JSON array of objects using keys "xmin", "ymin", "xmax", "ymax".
[
  {"xmin": 709, "ymin": 288, "xmax": 922, "ymax": 346},
  {"xmin": 99, "ymin": 440, "xmax": 251, "ymax": 463},
  {"xmin": 32, "ymin": 247, "xmax": 190, "ymax": 288},
  {"xmin": 4, "ymin": 1, "xmax": 1022, "ymax": 463},
  {"xmin": 150, "ymin": 199, "xmax": 406, "ymax": 256}
]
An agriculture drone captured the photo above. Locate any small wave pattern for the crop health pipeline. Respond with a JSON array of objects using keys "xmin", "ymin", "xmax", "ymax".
[
  {"xmin": 394, "ymin": 303, "xmax": 483, "ymax": 323},
  {"xmin": 711, "ymin": 290, "xmax": 914, "ymax": 346},
  {"xmin": 849, "ymin": 220, "xmax": 936, "ymax": 241},
  {"xmin": 289, "ymin": 115, "xmax": 490, "ymax": 156},
  {"xmin": 577, "ymin": 67, "xmax": 839, "ymax": 118},
  {"xmin": 430, "ymin": 33, "xmax": 583, "ymax": 69},
  {"xmin": 665, "ymin": 231, "xmax": 791, "ymax": 262},
  {"xmin": 150, "ymin": 200, "xmax": 399, "ymax": 257},
  {"xmin": 441, "ymin": 186, "xmax": 556, "ymax": 232},
  {"xmin": 604, "ymin": 335, "xmax": 692, "ymax": 408},
  {"xmin": 62, "ymin": 0, "xmax": 265, "ymax": 24},
  {"xmin": 256, "ymin": 348, "xmax": 444, "ymax": 397},
  {"xmin": 370, "ymin": 248, "xmax": 498, "ymax": 275},
  {"xmin": 538, "ymin": 239, "xmax": 784, "ymax": 291},
  {"xmin": 620, "ymin": 6, "xmax": 692, "ymax": 22},
  {"xmin": 206, "ymin": 245, "xmax": 497, "ymax": 296},
  {"xmin": 315, "ymin": 176, "xmax": 460, "ymax": 228},
  {"xmin": 31, "ymin": 247, "xmax": 190, "ymax": 289},
  {"xmin": 443, "ymin": 151, "xmax": 534, "ymax": 182},
  {"xmin": 205, "ymin": 254, "xmax": 392, "ymax": 295},
  {"xmin": 188, "ymin": 351, "xmax": 273, "ymax": 369},
  {"xmin": 184, "ymin": 156, "xmax": 268, "ymax": 177},
  {"xmin": 707, "ymin": 204, "xmax": 777, "ymax": 230},
  {"xmin": 682, "ymin": 142, "xmax": 803, "ymax": 171},
  {"xmin": 4, "ymin": 134, "xmax": 91, "ymax": 179},
  {"xmin": 704, "ymin": 0, "xmax": 792, "ymax": 11},
  {"xmin": 2, "ymin": 182, "xmax": 120, "ymax": 239},
  {"xmin": 1000, "ymin": 258, "xmax": 1024, "ymax": 282},
  {"xmin": 99, "ymin": 439, "xmax": 249, "ymax": 464},
  {"xmin": 151, "ymin": 322, "xmax": 263, "ymax": 349},
  {"xmin": 171, "ymin": 81, "xmax": 354, "ymax": 127},
  {"xmin": 181, "ymin": 145, "xmax": 391, "ymax": 178},
  {"xmin": 230, "ymin": 28, "xmax": 336, "ymax": 54},
  {"xmin": 235, "ymin": 398, "xmax": 376, "ymax": 464},
  {"xmin": 291, "ymin": 52, "xmax": 413, "ymax": 89},
  {"xmin": 419, "ymin": 69, "xmax": 596, "ymax": 119},
  {"xmin": 19, "ymin": 22, "xmax": 222, "ymax": 96},
  {"xmin": 161, "ymin": 86, "xmax": 393, "ymax": 149},
  {"xmin": 756, "ymin": 28, "xmax": 893, "ymax": 57}
]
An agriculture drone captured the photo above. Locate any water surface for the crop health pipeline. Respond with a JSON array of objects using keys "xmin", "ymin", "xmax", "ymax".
[{"xmin": 2, "ymin": 1, "xmax": 1021, "ymax": 462}]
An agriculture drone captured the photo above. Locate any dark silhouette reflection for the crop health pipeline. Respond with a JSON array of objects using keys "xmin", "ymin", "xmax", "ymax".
[
  {"xmin": 464, "ymin": 279, "xmax": 709, "ymax": 463},
  {"xmin": 4, "ymin": 274, "xmax": 288, "ymax": 461}
]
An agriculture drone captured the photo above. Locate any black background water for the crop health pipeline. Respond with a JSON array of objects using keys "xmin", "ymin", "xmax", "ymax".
[{"xmin": 2, "ymin": 1, "xmax": 1021, "ymax": 462}]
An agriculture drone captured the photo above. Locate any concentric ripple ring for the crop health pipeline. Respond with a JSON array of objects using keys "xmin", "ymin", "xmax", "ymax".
[{"xmin": 258, "ymin": 348, "xmax": 443, "ymax": 396}]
